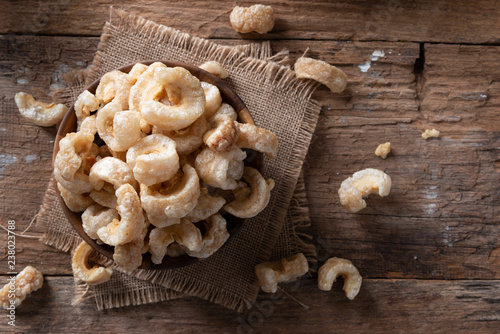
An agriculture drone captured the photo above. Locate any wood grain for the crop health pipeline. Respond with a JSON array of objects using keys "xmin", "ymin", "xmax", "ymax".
[
  {"xmin": 0, "ymin": 1, "xmax": 499, "ymax": 44},
  {"xmin": 0, "ymin": 276, "xmax": 499, "ymax": 333}
]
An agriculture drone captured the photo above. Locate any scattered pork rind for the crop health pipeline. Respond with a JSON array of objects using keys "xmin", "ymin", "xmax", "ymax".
[
  {"xmin": 126, "ymin": 134, "xmax": 180, "ymax": 186},
  {"xmin": 0, "ymin": 266, "xmax": 43, "ymax": 309},
  {"xmin": 201, "ymin": 81, "xmax": 223, "ymax": 119},
  {"xmin": 128, "ymin": 63, "xmax": 149, "ymax": 83},
  {"xmin": 195, "ymin": 146, "xmax": 246, "ymax": 190},
  {"xmin": 79, "ymin": 115, "xmax": 97, "ymax": 135},
  {"xmin": 89, "ymin": 157, "xmax": 137, "ymax": 191},
  {"xmin": 186, "ymin": 214, "xmax": 230, "ymax": 258},
  {"xmin": 57, "ymin": 182, "xmax": 94, "ymax": 213},
  {"xmin": 96, "ymin": 102, "xmax": 142, "ymax": 152},
  {"xmin": 255, "ymin": 253, "xmax": 309, "ymax": 293},
  {"xmin": 203, "ymin": 114, "xmax": 238, "ymax": 152},
  {"xmin": 89, "ymin": 183, "xmax": 117, "ymax": 209},
  {"xmin": 74, "ymin": 90, "xmax": 99, "ymax": 124},
  {"xmin": 95, "ymin": 70, "xmax": 134, "ymax": 110},
  {"xmin": 97, "ymin": 184, "xmax": 146, "ymax": 246},
  {"xmin": 113, "ymin": 223, "xmax": 149, "ymax": 272},
  {"xmin": 185, "ymin": 187, "xmax": 226, "ymax": 222},
  {"xmin": 82, "ymin": 204, "xmax": 119, "ymax": 240},
  {"xmin": 375, "ymin": 142, "xmax": 391, "ymax": 159},
  {"xmin": 199, "ymin": 61, "xmax": 229, "ymax": 79},
  {"xmin": 15, "ymin": 92, "xmax": 67, "ymax": 126},
  {"xmin": 225, "ymin": 167, "xmax": 275, "ymax": 218},
  {"xmin": 230, "ymin": 4, "xmax": 275, "ymax": 34},
  {"xmin": 294, "ymin": 57, "xmax": 348, "ymax": 93},
  {"xmin": 140, "ymin": 67, "xmax": 205, "ymax": 130},
  {"xmin": 72, "ymin": 241, "xmax": 113, "ymax": 284},
  {"xmin": 422, "ymin": 128, "xmax": 440, "ymax": 139},
  {"xmin": 152, "ymin": 115, "xmax": 209, "ymax": 155},
  {"xmin": 209, "ymin": 103, "xmax": 238, "ymax": 125},
  {"xmin": 338, "ymin": 168, "xmax": 391, "ymax": 213},
  {"xmin": 149, "ymin": 219, "xmax": 202, "ymax": 264},
  {"xmin": 235, "ymin": 122, "xmax": 278, "ymax": 159},
  {"xmin": 318, "ymin": 257, "xmax": 362, "ymax": 300}
]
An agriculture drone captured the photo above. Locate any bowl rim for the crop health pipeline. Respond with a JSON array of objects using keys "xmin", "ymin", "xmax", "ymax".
[{"xmin": 52, "ymin": 60, "xmax": 262, "ymax": 270}]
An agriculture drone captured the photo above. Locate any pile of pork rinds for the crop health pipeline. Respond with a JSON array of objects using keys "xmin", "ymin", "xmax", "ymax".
[{"xmin": 53, "ymin": 61, "xmax": 278, "ymax": 273}]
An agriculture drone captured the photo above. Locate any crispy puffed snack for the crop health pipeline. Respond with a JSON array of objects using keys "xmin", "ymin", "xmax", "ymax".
[
  {"xmin": 82, "ymin": 204, "xmax": 119, "ymax": 240},
  {"xmin": 195, "ymin": 146, "xmax": 246, "ymax": 190},
  {"xmin": 235, "ymin": 122, "xmax": 278, "ymax": 159},
  {"xmin": 203, "ymin": 114, "xmax": 238, "ymax": 152},
  {"xmin": 14, "ymin": 92, "xmax": 67, "ymax": 127},
  {"xmin": 375, "ymin": 142, "xmax": 391, "ymax": 159},
  {"xmin": 126, "ymin": 134, "xmax": 180, "ymax": 186},
  {"xmin": 89, "ymin": 183, "xmax": 117, "ymax": 208},
  {"xmin": 89, "ymin": 157, "xmax": 137, "ymax": 191},
  {"xmin": 95, "ymin": 70, "xmax": 134, "ymax": 109},
  {"xmin": 140, "ymin": 164, "xmax": 201, "ymax": 222},
  {"xmin": 72, "ymin": 241, "xmax": 113, "ymax": 284},
  {"xmin": 294, "ymin": 57, "xmax": 348, "ymax": 94},
  {"xmin": 230, "ymin": 4, "xmax": 274, "ymax": 34},
  {"xmin": 209, "ymin": 103, "xmax": 238, "ymax": 125},
  {"xmin": 201, "ymin": 81, "xmax": 223, "ymax": 119},
  {"xmin": 127, "ymin": 63, "xmax": 149, "ymax": 83},
  {"xmin": 78, "ymin": 115, "xmax": 97, "ymax": 135},
  {"xmin": 74, "ymin": 90, "xmax": 99, "ymax": 123},
  {"xmin": 165, "ymin": 242, "xmax": 187, "ymax": 257},
  {"xmin": 140, "ymin": 67, "xmax": 205, "ymax": 130},
  {"xmin": 185, "ymin": 214, "xmax": 230, "ymax": 258},
  {"xmin": 57, "ymin": 182, "xmax": 94, "ymax": 213},
  {"xmin": 96, "ymin": 102, "xmax": 142, "ymax": 152},
  {"xmin": 97, "ymin": 184, "xmax": 146, "ymax": 246},
  {"xmin": 0, "ymin": 266, "xmax": 43, "ymax": 309},
  {"xmin": 152, "ymin": 115, "xmax": 209, "ymax": 155},
  {"xmin": 338, "ymin": 168, "xmax": 391, "ymax": 213},
  {"xmin": 422, "ymin": 128, "xmax": 440, "ymax": 139},
  {"xmin": 185, "ymin": 187, "xmax": 226, "ymax": 223},
  {"xmin": 318, "ymin": 257, "xmax": 362, "ymax": 300},
  {"xmin": 54, "ymin": 131, "xmax": 96, "ymax": 193},
  {"xmin": 149, "ymin": 219, "xmax": 202, "ymax": 264},
  {"xmin": 225, "ymin": 167, "xmax": 275, "ymax": 218},
  {"xmin": 199, "ymin": 61, "xmax": 229, "ymax": 79},
  {"xmin": 113, "ymin": 223, "xmax": 149, "ymax": 272},
  {"xmin": 255, "ymin": 253, "xmax": 308, "ymax": 293}
]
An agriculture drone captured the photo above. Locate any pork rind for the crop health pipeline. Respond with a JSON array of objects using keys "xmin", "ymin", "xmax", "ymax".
[
  {"xmin": 72, "ymin": 241, "xmax": 113, "ymax": 284},
  {"xmin": 201, "ymin": 81, "xmax": 222, "ymax": 119},
  {"xmin": 89, "ymin": 157, "xmax": 137, "ymax": 191},
  {"xmin": 186, "ymin": 214, "xmax": 230, "ymax": 258},
  {"xmin": 422, "ymin": 128, "xmax": 440, "ymax": 139},
  {"xmin": 126, "ymin": 134, "xmax": 180, "ymax": 186},
  {"xmin": 338, "ymin": 168, "xmax": 391, "ymax": 213},
  {"xmin": 14, "ymin": 92, "xmax": 67, "ymax": 127},
  {"xmin": 203, "ymin": 114, "xmax": 238, "ymax": 152},
  {"xmin": 113, "ymin": 223, "xmax": 149, "ymax": 272},
  {"xmin": 230, "ymin": 4, "xmax": 275, "ymax": 34},
  {"xmin": 152, "ymin": 115, "xmax": 209, "ymax": 155},
  {"xmin": 128, "ymin": 62, "xmax": 168, "ymax": 112},
  {"xmin": 185, "ymin": 187, "xmax": 226, "ymax": 222},
  {"xmin": 318, "ymin": 257, "xmax": 362, "ymax": 300},
  {"xmin": 195, "ymin": 146, "xmax": 246, "ymax": 190},
  {"xmin": 0, "ymin": 266, "xmax": 43, "ymax": 309},
  {"xmin": 225, "ymin": 167, "xmax": 275, "ymax": 218},
  {"xmin": 235, "ymin": 122, "xmax": 278, "ymax": 159},
  {"xmin": 209, "ymin": 103, "xmax": 238, "ymax": 125},
  {"xmin": 95, "ymin": 70, "xmax": 134, "ymax": 109},
  {"xmin": 294, "ymin": 57, "xmax": 348, "ymax": 94},
  {"xmin": 375, "ymin": 142, "xmax": 391, "ymax": 159},
  {"xmin": 97, "ymin": 184, "xmax": 146, "ymax": 246},
  {"xmin": 79, "ymin": 115, "xmax": 97, "ymax": 135},
  {"xmin": 89, "ymin": 183, "xmax": 117, "ymax": 209},
  {"xmin": 128, "ymin": 63, "xmax": 149, "ymax": 83},
  {"xmin": 149, "ymin": 219, "xmax": 202, "ymax": 264},
  {"xmin": 82, "ymin": 204, "xmax": 119, "ymax": 240},
  {"xmin": 57, "ymin": 182, "xmax": 94, "ymax": 213},
  {"xmin": 140, "ymin": 164, "xmax": 201, "ymax": 224},
  {"xmin": 54, "ymin": 131, "xmax": 96, "ymax": 193},
  {"xmin": 96, "ymin": 102, "xmax": 142, "ymax": 152},
  {"xmin": 199, "ymin": 61, "xmax": 229, "ymax": 79},
  {"xmin": 255, "ymin": 253, "xmax": 308, "ymax": 293},
  {"xmin": 140, "ymin": 67, "xmax": 205, "ymax": 130},
  {"xmin": 74, "ymin": 90, "xmax": 99, "ymax": 123}
]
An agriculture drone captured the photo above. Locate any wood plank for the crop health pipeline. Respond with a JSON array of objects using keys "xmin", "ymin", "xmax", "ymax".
[
  {"xmin": 0, "ymin": 276, "xmax": 499, "ymax": 333},
  {"xmin": 0, "ymin": 1, "xmax": 499, "ymax": 44}
]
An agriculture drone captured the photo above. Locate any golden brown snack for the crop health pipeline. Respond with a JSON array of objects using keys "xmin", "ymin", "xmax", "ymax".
[
  {"xmin": 15, "ymin": 92, "xmax": 67, "ymax": 126},
  {"xmin": 89, "ymin": 183, "xmax": 117, "ymax": 209},
  {"xmin": 422, "ymin": 128, "xmax": 440, "ymax": 139},
  {"xmin": 95, "ymin": 70, "xmax": 134, "ymax": 109},
  {"xmin": 185, "ymin": 187, "xmax": 226, "ymax": 223},
  {"xmin": 201, "ymin": 81, "xmax": 223, "ymax": 119},
  {"xmin": 185, "ymin": 214, "xmax": 230, "ymax": 258},
  {"xmin": 113, "ymin": 223, "xmax": 149, "ymax": 272},
  {"xmin": 96, "ymin": 102, "xmax": 142, "ymax": 152},
  {"xmin": 0, "ymin": 266, "xmax": 43, "ymax": 309},
  {"xmin": 318, "ymin": 257, "xmax": 362, "ymax": 300},
  {"xmin": 255, "ymin": 253, "xmax": 309, "ymax": 293},
  {"xmin": 199, "ymin": 61, "xmax": 229, "ymax": 79},
  {"xmin": 57, "ymin": 182, "xmax": 94, "ymax": 213},
  {"xmin": 74, "ymin": 90, "xmax": 99, "ymax": 124},
  {"xmin": 294, "ymin": 57, "xmax": 348, "ymax": 93},
  {"xmin": 89, "ymin": 157, "xmax": 137, "ymax": 191},
  {"xmin": 375, "ymin": 142, "xmax": 391, "ymax": 159},
  {"xmin": 81, "ymin": 204, "xmax": 119, "ymax": 240},
  {"xmin": 72, "ymin": 241, "xmax": 113, "ymax": 284},
  {"xmin": 195, "ymin": 146, "xmax": 246, "ymax": 190},
  {"xmin": 203, "ymin": 114, "xmax": 238, "ymax": 152},
  {"xmin": 235, "ymin": 122, "xmax": 278, "ymax": 159},
  {"xmin": 230, "ymin": 4, "xmax": 274, "ymax": 34}
]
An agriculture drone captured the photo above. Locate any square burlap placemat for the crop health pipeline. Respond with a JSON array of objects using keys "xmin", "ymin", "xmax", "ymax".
[{"xmin": 36, "ymin": 9, "xmax": 320, "ymax": 311}]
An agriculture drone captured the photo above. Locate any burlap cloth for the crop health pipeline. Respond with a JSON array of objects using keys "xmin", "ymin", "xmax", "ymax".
[{"xmin": 36, "ymin": 9, "xmax": 320, "ymax": 312}]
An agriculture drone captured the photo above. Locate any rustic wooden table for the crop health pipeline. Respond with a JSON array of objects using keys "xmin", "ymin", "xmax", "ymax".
[{"xmin": 1, "ymin": 1, "xmax": 499, "ymax": 333}]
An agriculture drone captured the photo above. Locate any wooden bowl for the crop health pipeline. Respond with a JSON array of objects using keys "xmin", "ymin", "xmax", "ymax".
[{"xmin": 52, "ymin": 60, "xmax": 262, "ymax": 270}]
